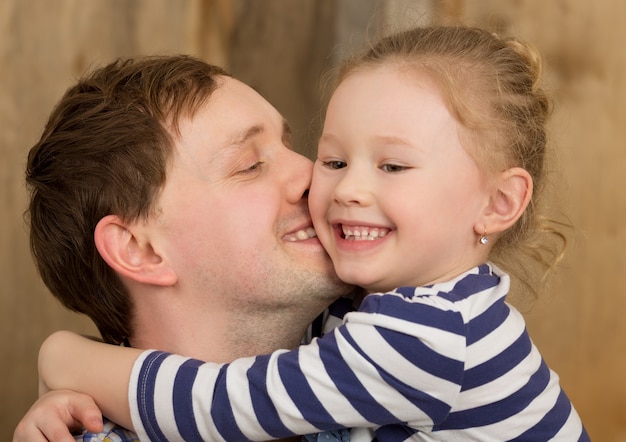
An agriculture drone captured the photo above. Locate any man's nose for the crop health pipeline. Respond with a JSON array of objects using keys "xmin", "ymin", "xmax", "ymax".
[{"xmin": 285, "ymin": 150, "xmax": 314, "ymax": 203}]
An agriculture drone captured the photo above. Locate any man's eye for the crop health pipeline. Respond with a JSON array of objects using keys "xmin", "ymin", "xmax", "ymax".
[
  {"xmin": 239, "ymin": 162, "xmax": 264, "ymax": 174},
  {"xmin": 381, "ymin": 163, "xmax": 407, "ymax": 173},
  {"xmin": 322, "ymin": 160, "xmax": 347, "ymax": 170}
]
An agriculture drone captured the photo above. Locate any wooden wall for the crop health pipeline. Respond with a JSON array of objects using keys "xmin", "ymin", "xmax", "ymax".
[
  {"xmin": 1, "ymin": 1, "xmax": 624, "ymax": 440},
  {"xmin": 456, "ymin": 2, "xmax": 626, "ymax": 441}
]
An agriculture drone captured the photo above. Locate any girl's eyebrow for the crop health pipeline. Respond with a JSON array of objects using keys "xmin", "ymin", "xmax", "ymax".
[
  {"xmin": 372, "ymin": 135, "xmax": 414, "ymax": 147},
  {"xmin": 318, "ymin": 132, "xmax": 339, "ymax": 145},
  {"xmin": 319, "ymin": 133, "xmax": 420, "ymax": 150}
]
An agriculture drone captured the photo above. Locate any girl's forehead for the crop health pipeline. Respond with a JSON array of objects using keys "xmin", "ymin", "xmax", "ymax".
[
  {"xmin": 330, "ymin": 65, "xmax": 448, "ymax": 119},
  {"xmin": 337, "ymin": 63, "xmax": 442, "ymax": 97},
  {"xmin": 324, "ymin": 65, "xmax": 466, "ymax": 155}
]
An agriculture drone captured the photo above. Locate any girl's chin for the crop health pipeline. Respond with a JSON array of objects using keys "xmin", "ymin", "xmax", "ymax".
[{"xmin": 335, "ymin": 272, "xmax": 376, "ymax": 291}]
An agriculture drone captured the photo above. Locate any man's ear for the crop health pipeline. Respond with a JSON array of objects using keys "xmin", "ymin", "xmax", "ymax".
[
  {"xmin": 477, "ymin": 167, "xmax": 533, "ymax": 235},
  {"xmin": 94, "ymin": 215, "xmax": 178, "ymax": 286}
]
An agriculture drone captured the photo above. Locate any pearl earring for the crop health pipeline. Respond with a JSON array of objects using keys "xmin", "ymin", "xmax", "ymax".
[{"xmin": 479, "ymin": 229, "xmax": 489, "ymax": 245}]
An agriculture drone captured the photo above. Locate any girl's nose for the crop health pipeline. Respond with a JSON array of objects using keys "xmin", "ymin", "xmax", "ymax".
[{"xmin": 332, "ymin": 167, "xmax": 372, "ymax": 207}]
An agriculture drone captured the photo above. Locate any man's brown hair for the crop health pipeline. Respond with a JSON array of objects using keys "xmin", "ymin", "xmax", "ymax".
[{"xmin": 26, "ymin": 55, "xmax": 229, "ymax": 344}]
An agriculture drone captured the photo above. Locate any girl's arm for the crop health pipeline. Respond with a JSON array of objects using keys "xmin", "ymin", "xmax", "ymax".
[
  {"xmin": 38, "ymin": 296, "xmax": 467, "ymax": 441},
  {"xmin": 38, "ymin": 330, "xmax": 141, "ymax": 431},
  {"xmin": 129, "ymin": 297, "xmax": 466, "ymax": 441},
  {"xmin": 31, "ymin": 296, "xmax": 361, "ymax": 440}
]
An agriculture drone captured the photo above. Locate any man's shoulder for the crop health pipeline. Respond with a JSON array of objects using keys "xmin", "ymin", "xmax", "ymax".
[{"xmin": 74, "ymin": 418, "xmax": 139, "ymax": 442}]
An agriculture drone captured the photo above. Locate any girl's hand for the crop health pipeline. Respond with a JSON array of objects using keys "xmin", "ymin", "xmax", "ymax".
[
  {"xmin": 13, "ymin": 390, "xmax": 103, "ymax": 442},
  {"xmin": 37, "ymin": 330, "xmax": 140, "ymax": 430}
]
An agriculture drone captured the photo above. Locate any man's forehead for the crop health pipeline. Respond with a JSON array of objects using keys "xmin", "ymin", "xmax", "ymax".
[
  {"xmin": 171, "ymin": 86, "xmax": 292, "ymax": 167},
  {"xmin": 203, "ymin": 78, "xmax": 287, "ymax": 130}
]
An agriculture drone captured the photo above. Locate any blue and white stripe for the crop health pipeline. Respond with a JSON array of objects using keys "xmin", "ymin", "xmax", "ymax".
[{"xmin": 129, "ymin": 263, "xmax": 589, "ymax": 441}]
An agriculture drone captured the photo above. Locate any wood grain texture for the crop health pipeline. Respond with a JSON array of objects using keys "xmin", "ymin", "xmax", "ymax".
[
  {"xmin": 1, "ymin": 0, "xmax": 623, "ymax": 440},
  {"xmin": 452, "ymin": 1, "xmax": 626, "ymax": 440}
]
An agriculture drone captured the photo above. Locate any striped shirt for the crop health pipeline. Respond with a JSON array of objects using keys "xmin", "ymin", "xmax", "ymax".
[{"xmin": 129, "ymin": 263, "xmax": 589, "ymax": 441}]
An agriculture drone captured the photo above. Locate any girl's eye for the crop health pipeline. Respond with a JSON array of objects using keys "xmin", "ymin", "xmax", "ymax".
[
  {"xmin": 322, "ymin": 160, "xmax": 347, "ymax": 170},
  {"xmin": 381, "ymin": 163, "xmax": 407, "ymax": 173}
]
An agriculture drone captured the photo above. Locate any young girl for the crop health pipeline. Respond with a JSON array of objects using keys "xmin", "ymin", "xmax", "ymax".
[{"xmin": 32, "ymin": 26, "xmax": 589, "ymax": 441}]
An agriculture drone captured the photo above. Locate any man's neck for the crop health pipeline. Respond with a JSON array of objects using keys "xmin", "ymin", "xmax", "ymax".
[{"xmin": 129, "ymin": 294, "xmax": 327, "ymax": 362}]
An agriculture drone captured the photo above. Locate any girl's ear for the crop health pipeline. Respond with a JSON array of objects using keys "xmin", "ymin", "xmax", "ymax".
[
  {"xmin": 94, "ymin": 215, "xmax": 178, "ymax": 286},
  {"xmin": 478, "ymin": 167, "xmax": 533, "ymax": 235}
]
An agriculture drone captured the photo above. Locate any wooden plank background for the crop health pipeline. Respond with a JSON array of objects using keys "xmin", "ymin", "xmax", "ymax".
[
  {"xmin": 457, "ymin": 2, "xmax": 626, "ymax": 441},
  {"xmin": 1, "ymin": 1, "xmax": 624, "ymax": 440}
]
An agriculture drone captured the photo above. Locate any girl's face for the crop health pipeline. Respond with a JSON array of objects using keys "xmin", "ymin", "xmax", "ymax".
[{"xmin": 310, "ymin": 65, "xmax": 493, "ymax": 292}]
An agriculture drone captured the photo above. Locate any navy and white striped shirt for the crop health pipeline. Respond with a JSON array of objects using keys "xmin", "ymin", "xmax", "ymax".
[{"xmin": 129, "ymin": 264, "xmax": 589, "ymax": 441}]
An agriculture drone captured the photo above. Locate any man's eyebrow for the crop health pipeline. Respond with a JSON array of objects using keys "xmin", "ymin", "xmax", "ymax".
[
  {"xmin": 226, "ymin": 119, "xmax": 290, "ymax": 148},
  {"xmin": 226, "ymin": 124, "xmax": 265, "ymax": 148}
]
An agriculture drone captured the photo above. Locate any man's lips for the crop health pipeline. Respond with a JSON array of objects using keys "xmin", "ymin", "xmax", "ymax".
[{"xmin": 283, "ymin": 226, "xmax": 317, "ymax": 242}]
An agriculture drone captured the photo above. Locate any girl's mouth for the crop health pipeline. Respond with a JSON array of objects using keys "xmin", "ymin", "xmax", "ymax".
[{"xmin": 340, "ymin": 224, "xmax": 390, "ymax": 241}]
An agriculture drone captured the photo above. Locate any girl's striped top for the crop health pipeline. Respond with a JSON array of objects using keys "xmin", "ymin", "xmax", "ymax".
[{"xmin": 129, "ymin": 263, "xmax": 589, "ymax": 441}]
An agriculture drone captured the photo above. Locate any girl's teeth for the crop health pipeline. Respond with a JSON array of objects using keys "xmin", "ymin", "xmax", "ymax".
[{"xmin": 342, "ymin": 226, "xmax": 389, "ymax": 240}]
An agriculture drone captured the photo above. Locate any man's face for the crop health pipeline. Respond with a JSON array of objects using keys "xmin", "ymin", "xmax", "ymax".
[{"xmin": 152, "ymin": 77, "xmax": 349, "ymax": 314}]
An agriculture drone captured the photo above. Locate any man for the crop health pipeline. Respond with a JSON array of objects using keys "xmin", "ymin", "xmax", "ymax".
[{"xmin": 16, "ymin": 55, "xmax": 352, "ymax": 441}]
